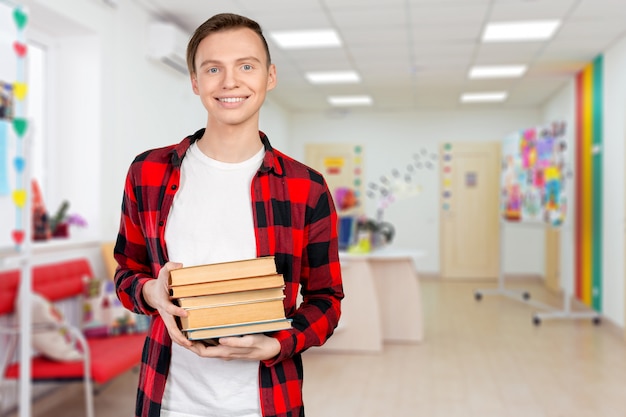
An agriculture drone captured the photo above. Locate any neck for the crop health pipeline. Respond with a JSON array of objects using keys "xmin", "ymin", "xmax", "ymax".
[{"xmin": 196, "ymin": 122, "xmax": 263, "ymax": 163}]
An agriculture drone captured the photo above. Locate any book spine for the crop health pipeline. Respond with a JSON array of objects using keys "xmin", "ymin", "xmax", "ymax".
[{"xmin": 179, "ymin": 300, "xmax": 285, "ymax": 330}]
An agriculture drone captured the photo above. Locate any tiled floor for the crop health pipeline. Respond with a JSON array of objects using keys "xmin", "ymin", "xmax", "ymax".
[{"xmin": 6, "ymin": 277, "xmax": 626, "ymax": 417}]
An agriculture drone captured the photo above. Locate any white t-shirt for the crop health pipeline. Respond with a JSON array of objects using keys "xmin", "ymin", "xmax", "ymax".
[{"xmin": 161, "ymin": 142, "xmax": 265, "ymax": 417}]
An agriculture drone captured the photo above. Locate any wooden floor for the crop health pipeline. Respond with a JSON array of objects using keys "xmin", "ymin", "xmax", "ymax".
[{"xmin": 6, "ymin": 277, "xmax": 626, "ymax": 417}]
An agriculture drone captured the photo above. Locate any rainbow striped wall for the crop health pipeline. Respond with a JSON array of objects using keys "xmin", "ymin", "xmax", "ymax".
[{"xmin": 575, "ymin": 55, "xmax": 603, "ymax": 311}]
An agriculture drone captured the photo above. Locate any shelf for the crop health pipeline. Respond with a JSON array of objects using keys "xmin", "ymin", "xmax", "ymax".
[{"xmin": 0, "ymin": 237, "xmax": 102, "ymax": 268}]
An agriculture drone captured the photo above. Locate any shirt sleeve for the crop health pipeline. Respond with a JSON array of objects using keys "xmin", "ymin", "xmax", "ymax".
[
  {"xmin": 113, "ymin": 162, "xmax": 158, "ymax": 316},
  {"xmin": 264, "ymin": 182, "xmax": 343, "ymax": 365}
]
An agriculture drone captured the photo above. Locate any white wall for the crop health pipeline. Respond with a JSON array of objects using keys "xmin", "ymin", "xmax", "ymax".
[
  {"xmin": 260, "ymin": 95, "xmax": 291, "ymax": 152},
  {"xmin": 289, "ymin": 109, "xmax": 543, "ymax": 274},
  {"xmin": 601, "ymin": 34, "xmax": 626, "ymax": 327}
]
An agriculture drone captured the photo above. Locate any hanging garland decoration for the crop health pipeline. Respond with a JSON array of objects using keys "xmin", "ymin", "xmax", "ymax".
[
  {"xmin": 365, "ymin": 148, "xmax": 438, "ymax": 220},
  {"xmin": 11, "ymin": 5, "xmax": 29, "ymax": 248}
]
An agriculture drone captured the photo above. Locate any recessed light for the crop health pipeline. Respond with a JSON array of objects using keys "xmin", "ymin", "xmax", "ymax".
[
  {"xmin": 469, "ymin": 65, "xmax": 527, "ymax": 79},
  {"xmin": 328, "ymin": 95, "xmax": 373, "ymax": 106},
  {"xmin": 269, "ymin": 29, "xmax": 341, "ymax": 49},
  {"xmin": 305, "ymin": 71, "xmax": 361, "ymax": 84},
  {"xmin": 482, "ymin": 20, "xmax": 561, "ymax": 42},
  {"xmin": 460, "ymin": 92, "xmax": 508, "ymax": 103}
]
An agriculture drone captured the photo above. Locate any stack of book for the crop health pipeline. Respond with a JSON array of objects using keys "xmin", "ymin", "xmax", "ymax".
[{"xmin": 169, "ymin": 256, "xmax": 292, "ymax": 342}]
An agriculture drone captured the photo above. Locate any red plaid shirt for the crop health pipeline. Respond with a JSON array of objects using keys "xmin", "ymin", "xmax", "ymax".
[{"xmin": 114, "ymin": 129, "xmax": 343, "ymax": 417}]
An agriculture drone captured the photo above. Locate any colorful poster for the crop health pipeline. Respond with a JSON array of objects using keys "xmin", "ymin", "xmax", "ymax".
[
  {"xmin": 501, "ymin": 122, "xmax": 567, "ymax": 226},
  {"xmin": 305, "ymin": 144, "xmax": 364, "ymax": 250},
  {"xmin": 305, "ymin": 143, "xmax": 363, "ymax": 215}
]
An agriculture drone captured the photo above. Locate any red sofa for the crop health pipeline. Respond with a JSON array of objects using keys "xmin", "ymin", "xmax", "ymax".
[{"xmin": 0, "ymin": 259, "xmax": 147, "ymax": 417}]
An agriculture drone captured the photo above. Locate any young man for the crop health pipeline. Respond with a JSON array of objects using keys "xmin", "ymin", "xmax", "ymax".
[{"xmin": 113, "ymin": 13, "xmax": 343, "ymax": 417}]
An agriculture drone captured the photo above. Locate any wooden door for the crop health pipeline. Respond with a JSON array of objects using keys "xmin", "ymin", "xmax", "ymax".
[
  {"xmin": 544, "ymin": 228, "xmax": 561, "ymax": 294},
  {"xmin": 440, "ymin": 142, "xmax": 501, "ymax": 279}
]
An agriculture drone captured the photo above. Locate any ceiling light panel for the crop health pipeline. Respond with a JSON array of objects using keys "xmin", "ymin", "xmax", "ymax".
[
  {"xmin": 328, "ymin": 95, "xmax": 373, "ymax": 106},
  {"xmin": 482, "ymin": 20, "xmax": 561, "ymax": 42},
  {"xmin": 269, "ymin": 29, "xmax": 342, "ymax": 49},
  {"xmin": 305, "ymin": 71, "xmax": 361, "ymax": 84},
  {"xmin": 460, "ymin": 92, "xmax": 508, "ymax": 103},
  {"xmin": 469, "ymin": 65, "xmax": 527, "ymax": 79}
]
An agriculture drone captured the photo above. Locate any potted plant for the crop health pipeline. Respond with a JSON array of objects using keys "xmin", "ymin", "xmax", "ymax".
[{"xmin": 49, "ymin": 200, "xmax": 87, "ymax": 238}]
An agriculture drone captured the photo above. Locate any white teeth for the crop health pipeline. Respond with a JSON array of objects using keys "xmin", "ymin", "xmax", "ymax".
[{"xmin": 219, "ymin": 97, "xmax": 245, "ymax": 103}]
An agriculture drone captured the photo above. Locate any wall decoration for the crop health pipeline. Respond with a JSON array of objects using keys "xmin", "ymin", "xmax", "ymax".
[
  {"xmin": 305, "ymin": 144, "xmax": 364, "ymax": 251},
  {"xmin": 0, "ymin": 2, "xmax": 29, "ymax": 249},
  {"xmin": 465, "ymin": 172, "xmax": 477, "ymax": 187},
  {"xmin": 500, "ymin": 121, "xmax": 567, "ymax": 227},
  {"xmin": 440, "ymin": 143, "xmax": 452, "ymax": 211},
  {"xmin": 575, "ymin": 55, "xmax": 603, "ymax": 311},
  {"xmin": 305, "ymin": 143, "xmax": 364, "ymax": 215},
  {"xmin": 366, "ymin": 148, "xmax": 438, "ymax": 220}
]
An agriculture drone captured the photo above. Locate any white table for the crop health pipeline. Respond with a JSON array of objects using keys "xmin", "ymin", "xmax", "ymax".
[{"xmin": 318, "ymin": 248, "xmax": 425, "ymax": 353}]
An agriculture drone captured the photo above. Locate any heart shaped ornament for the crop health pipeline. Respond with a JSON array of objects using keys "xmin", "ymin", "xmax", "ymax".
[
  {"xmin": 13, "ymin": 42, "xmax": 27, "ymax": 58},
  {"xmin": 13, "ymin": 8, "xmax": 28, "ymax": 30},
  {"xmin": 14, "ymin": 156, "xmax": 25, "ymax": 172},
  {"xmin": 12, "ymin": 230, "xmax": 25, "ymax": 245},
  {"xmin": 13, "ymin": 82, "xmax": 28, "ymax": 101},
  {"xmin": 12, "ymin": 118, "xmax": 28, "ymax": 137},
  {"xmin": 12, "ymin": 189, "xmax": 27, "ymax": 207}
]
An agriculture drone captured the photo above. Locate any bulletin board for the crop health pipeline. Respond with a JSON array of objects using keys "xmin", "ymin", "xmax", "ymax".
[
  {"xmin": 0, "ymin": 1, "xmax": 29, "ymax": 249},
  {"xmin": 501, "ymin": 122, "xmax": 567, "ymax": 227},
  {"xmin": 305, "ymin": 143, "xmax": 364, "ymax": 216}
]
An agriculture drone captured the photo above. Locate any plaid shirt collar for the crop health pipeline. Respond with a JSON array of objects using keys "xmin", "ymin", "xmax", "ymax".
[{"xmin": 169, "ymin": 128, "xmax": 284, "ymax": 176}]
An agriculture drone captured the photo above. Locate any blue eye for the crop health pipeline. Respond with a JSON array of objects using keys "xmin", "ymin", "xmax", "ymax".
[
  {"xmin": 242, "ymin": 64, "xmax": 252, "ymax": 71},
  {"xmin": 209, "ymin": 67, "xmax": 219, "ymax": 74}
]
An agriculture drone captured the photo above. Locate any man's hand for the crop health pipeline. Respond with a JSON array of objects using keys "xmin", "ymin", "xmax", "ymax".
[
  {"xmin": 142, "ymin": 261, "xmax": 192, "ymax": 348},
  {"xmin": 187, "ymin": 333, "xmax": 281, "ymax": 361}
]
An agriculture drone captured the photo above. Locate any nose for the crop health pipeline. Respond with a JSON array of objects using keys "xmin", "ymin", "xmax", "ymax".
[{"xmin": 222, "ymin": 67, "xmax": 239, "ymax": 89}]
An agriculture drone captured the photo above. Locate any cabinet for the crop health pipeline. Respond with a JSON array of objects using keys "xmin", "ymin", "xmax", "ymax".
[{"xmin": 318, "ymin": 248, "xmax": 424, "ymax": 353}]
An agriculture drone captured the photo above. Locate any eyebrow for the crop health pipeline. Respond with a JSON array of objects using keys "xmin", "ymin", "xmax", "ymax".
[{"xmin": 199, "ymin": 56, "xmax": 263, "ymax": 69}]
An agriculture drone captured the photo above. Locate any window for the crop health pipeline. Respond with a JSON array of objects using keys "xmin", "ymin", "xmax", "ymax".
[{"xmin": 27, "ymin": 40, "xmax": 48, "ymax": 202}]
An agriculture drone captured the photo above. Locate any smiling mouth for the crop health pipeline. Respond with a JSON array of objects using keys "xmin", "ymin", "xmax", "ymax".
[{"xmin": 218, "ymin": 97, "xmax": 247, "ymax": 103}]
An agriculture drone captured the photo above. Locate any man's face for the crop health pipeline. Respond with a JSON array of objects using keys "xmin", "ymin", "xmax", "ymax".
[{"xmin": 191, "ymin": 28, "xmax": 276, "ymax": 128}]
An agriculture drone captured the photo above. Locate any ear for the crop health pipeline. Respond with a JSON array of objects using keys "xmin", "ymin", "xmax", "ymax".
[
  {"xmin": 266, "ymin": 64, "xmax": 277, "ymax": 92},
  {"xmin": 191, "ymin": 73, "xmax": 200, "ymax": 95}
]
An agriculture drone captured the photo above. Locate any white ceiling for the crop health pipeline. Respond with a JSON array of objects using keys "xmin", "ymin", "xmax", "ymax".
[{"xmin": 137, "ymin": 0, "xmax": 626, "ymax": 112}]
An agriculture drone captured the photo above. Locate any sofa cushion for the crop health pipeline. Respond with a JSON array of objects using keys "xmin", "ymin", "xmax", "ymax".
[
  {"xmin": 4, "ymin": 332, "xmax": 147, "ymax": 384},
  {"xmin": 30, "ymin": 293, "xmax": 83, "ymax": 361}
]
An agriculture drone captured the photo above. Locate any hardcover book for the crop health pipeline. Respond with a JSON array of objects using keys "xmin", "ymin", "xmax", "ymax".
[
  {"xmin": 184, "ymin": 318, "xmax": 293, "ymax": 341},
  {"xmin": 169, "ymin": 256, "xmax": 276, "ymax": 286},
  {"xmin": 178, "ymin": 298, "xmax": 286, "ymax": 330},
  {"xmin": 170, "ymin": 256, "xmax": 291, "ymax": 341},
  {"xmin": 176, "ymin": 286, "xmax": 286, "ymax": 309},
  {"xmin": 169, "ymin": 274, "xmax": 285, "ymax": 298}
]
